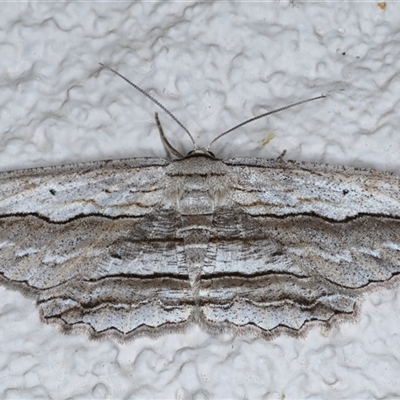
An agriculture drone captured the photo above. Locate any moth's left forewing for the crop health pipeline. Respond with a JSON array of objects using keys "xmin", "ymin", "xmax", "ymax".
[
  {"xmin": 199, "ymin": 157, "xmax": 400, "ymax": 336},
  {"xmin": 224, "ymin": 158, "xmax": 400, "ymax": 219}
]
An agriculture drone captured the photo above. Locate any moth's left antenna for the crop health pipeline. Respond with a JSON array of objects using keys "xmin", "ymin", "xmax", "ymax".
[
  {"xmin": 99, "ymin": 63, "xmax": 196, "ymax": 150},
  {"xmin": 207, "ymin": 94, "xmax": 326, "ymax": 150}
]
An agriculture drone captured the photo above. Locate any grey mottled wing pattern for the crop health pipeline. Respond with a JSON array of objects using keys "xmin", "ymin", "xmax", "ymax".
[
  {"xmin": 201, "ymin": 210, "xmax": 400, "ymax": 335},
  {"xmin": 0, "ymin": 158, "xmax": 195, "ymax": 338},
  {"xmin": 0, "ymin": 158, "xmax": 169, "ymax": 220},
  {"xmin": 1, "ymin": 155, "xmax": 400, "ymax": 339},
  {"xmin": 225, "ymin": 158, "xmax": 400, "ymax": 219},
  {"xmin": 198, "ymin": 158, "xmax": 400, "ymax": 336}
]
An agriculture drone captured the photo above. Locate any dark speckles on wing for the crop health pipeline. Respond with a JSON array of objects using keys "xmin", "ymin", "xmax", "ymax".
[{"xmin": 0, "ymin": 155, "xmax": 400, "ymax": 339}]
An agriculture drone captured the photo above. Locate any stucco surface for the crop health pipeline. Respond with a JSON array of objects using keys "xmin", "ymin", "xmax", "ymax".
[{"xmin": 0, "ymin": 2, "xmax": 400, "ymax": 399}]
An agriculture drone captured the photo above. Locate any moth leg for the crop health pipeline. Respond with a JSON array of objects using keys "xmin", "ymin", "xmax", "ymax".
[
  {"xmin": 155, "ymin": 112, "xmax": 184, "ymax": 159},
  {"xmin": 277, "ymin": 149, "xmax": 287, "ymax": 161}
]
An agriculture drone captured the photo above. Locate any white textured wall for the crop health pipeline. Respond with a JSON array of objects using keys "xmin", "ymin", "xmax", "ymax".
[{"xmin": 1, "ymin": 2, "xmax": 400, "ymax": 399}]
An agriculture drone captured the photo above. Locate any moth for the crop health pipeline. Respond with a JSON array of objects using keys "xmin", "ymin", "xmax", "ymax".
[{"xmin": 1, "ymin": 64, "xmax": 399, "ymax": 340}]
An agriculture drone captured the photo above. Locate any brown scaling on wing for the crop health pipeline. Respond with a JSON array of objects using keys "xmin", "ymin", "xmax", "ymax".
[{"xmin": 1, "ymin": 155, "xmax": 400, "ymax": 339}]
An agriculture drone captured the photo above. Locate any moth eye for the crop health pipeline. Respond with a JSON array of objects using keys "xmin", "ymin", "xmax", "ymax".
[{"xmin": 186, "ymin": 150, "xmax": 215, "ymax": 158}]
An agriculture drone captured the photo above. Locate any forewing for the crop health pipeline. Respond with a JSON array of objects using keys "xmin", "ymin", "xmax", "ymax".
[
  {"xmin": 199, "ymin": 158, "xmax": 400, "ymax": 336},
  {"xmin": 225, "ymin": 158, "xmax": 400, "ymax": 219},
  {"xmin": 0, "ymin": 158, "xmax": 169, "ymax": 220},
  {"xmin": 0, "ymin": 159, "xmax": 194, "ymax": 338}
]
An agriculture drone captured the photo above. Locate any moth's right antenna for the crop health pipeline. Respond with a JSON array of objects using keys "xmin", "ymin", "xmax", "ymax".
[{"xmin": 99, "ymin": 63, "xmax": 196, "ymax": 149}]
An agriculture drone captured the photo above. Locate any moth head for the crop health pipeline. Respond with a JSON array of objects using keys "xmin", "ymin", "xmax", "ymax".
[{"xmin": 185, "ymin": 149, "xmax": 216, "ymax": 159}]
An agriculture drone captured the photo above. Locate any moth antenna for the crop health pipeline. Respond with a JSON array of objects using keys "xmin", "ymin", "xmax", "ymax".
[
  {"xmin": 207, "ymin": 94, "xmax": 327, "ymax": 150},
  {"xmin": 99, "ymin": 63, "xmax": 196, "ymax": 148},
  {"xmin": 155, "ymin": 112, "xmax": 184, "ymax": 158}
]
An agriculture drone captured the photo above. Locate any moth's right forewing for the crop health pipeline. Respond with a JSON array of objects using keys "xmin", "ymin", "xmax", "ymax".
[{"xmin": 0, "ymin": 158, "xmax": 170, "ymax": 220}]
